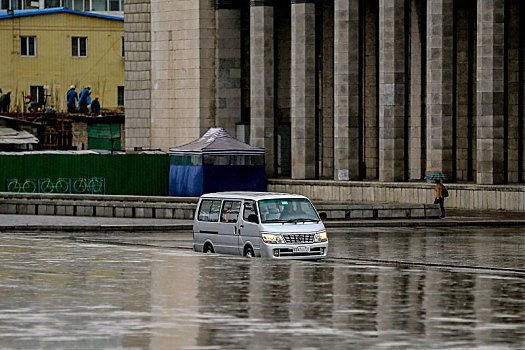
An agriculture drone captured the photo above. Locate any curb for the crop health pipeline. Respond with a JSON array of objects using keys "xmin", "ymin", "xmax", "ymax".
[
  {"xmin": 324, "ymin": 220, "xmax": 525, "ymax": 227},
  {"xmin": 0, "ymin": 224, "xmax": 194, "ymax": 232}
]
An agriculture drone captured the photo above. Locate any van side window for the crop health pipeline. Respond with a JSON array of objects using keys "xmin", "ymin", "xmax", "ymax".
[
  {"xmin": 243, "ymin": 201, "xmax": 257, "ymax": 221},
  {"xmin": 198, "ymin": 200, "xmax": 221, "ymax": 222},
  {"xmin": 220, "ymin": 201, "xmax": 241, "ymax": 223}
]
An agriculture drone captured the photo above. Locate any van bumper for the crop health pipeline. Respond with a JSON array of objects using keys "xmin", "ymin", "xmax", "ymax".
[{"xmin": 260, "ymin": 242, "xmax": 328, "ymax": 260}]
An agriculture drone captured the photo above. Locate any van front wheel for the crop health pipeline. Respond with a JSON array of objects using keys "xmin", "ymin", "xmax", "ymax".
[
  {"xmin": 204, "ymin": 244, "xmax": 214, "ymax": 254},
  {"xmin": 244, "ymin": 246, "xmax": 254, "ymax": 258}
]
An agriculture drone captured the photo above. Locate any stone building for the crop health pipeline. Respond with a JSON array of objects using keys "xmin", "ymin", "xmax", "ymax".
[{"xmin": 124, "ymin": 0, "xmax": 524, "ymax": 185}]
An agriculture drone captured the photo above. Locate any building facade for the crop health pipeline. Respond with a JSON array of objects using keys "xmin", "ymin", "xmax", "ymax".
[
  {"xmin": 124, "ymin": 0, "xmax": 525, "ymax": 185},
  {"xmin": 0, "ymin": 8, "xmax": 124, "ymax": 112},
  {"xmin": 1, "ymin": 0, "xmax": 123, "ymax": 14}
]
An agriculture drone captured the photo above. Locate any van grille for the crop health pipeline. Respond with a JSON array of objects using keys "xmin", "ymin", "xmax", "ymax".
[{"xmin": 282, "ymin": 233, "xmax": 315, "ymax": 244}]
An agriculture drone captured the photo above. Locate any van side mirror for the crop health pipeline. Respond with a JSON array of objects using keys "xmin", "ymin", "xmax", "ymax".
[
  {"xmin": 319, "ymin": 212, "xmax": 327, "ymax": 220},
  {"xmin": 248, "ymin": 214, "xmax": 259, "ymax": 224}
]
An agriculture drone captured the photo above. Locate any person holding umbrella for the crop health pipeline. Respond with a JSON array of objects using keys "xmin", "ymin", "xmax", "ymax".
[{"xmin": 425, "ymin": 173, "xmax": 449, "ymax": 218}]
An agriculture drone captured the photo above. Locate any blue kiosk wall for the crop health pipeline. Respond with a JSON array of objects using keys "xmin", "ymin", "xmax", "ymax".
[{"xmin": 169, "ymin": 164, "xmax": 265, "ymax": 197}]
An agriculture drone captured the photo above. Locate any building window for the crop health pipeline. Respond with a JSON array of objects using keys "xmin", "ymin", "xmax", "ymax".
[
  {"xmin": 23, "ymin": 0, "xmax": 38, "ymax": 8},
  {"xmin": 117, "ymin": 86, "xmax": 124, "ymax": 106},
  {"xmin": 30, "ymin": 86, "xmax": 45, "ymax": 104},
  {"xmin": 44, "ymin": 0, "xmax": 61, "ymax": 8},
  {"xmin": 109, "ymin": 0, "xmax": 121, "ymax": 11},
  {"xmin": 121, "ymin": 36, "xmax": 124, "ymax": 57},
  {"xmin": 72, "ymin": 37, "xmax": 87, "ymax": 57},
  {"xmin": 20, "ymin": 36, "xmax": 36, "ymax": 57},
  {"xmin": 91, "ymin": 0, "xmax": 106, "ymax": 11},
  {"xmin": 64, "ymin": 0, "xmax": 85, "ymax": 10}
]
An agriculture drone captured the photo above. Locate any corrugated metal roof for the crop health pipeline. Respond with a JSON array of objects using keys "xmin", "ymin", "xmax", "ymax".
[
  {"xmin": 169, "ymin": 128, "xmax": 265, "ymax": 156},
  {"xmin": 0, "ymin": 7, "xmax": 123, "ymax": 21},
  {"xmin": 0, "ymin": 115, "xmax": 41, "ymax": 126},
  {"xmin": 0, "ymin": 127, "xmax": 39, "ymax": 145}
]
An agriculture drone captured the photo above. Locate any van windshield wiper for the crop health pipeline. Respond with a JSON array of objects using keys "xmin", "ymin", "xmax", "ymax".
[
  {"xmin": 286, "ymin": 218, "xmax": 318, "ymax": 223},
  {"xmin": 264, "ymin": 219, "xmax": 286, "ymax": 223}
]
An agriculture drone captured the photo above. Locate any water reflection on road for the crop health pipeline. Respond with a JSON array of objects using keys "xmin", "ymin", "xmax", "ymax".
[{"xmin": 0, "ymin": 227, "xmax": 524, "ymax": 349}]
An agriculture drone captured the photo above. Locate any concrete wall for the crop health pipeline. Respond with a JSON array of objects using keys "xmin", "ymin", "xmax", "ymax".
[
  {"xmin": 268, "ymin": 179, "xmax": 525, "ymax": 211},
  {"xmin": 0, "ymin": 191, "xmax": 440, "ymax": 219}
]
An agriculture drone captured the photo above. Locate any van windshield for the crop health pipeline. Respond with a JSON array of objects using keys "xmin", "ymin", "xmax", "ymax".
[{"xmin": 258, "ymin": 198, "xmax": 319, "ymax": 223}]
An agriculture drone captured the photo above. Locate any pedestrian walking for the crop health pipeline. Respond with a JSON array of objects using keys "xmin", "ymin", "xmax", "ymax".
[
  {"xmin": 90, "ymin": 95, "xmax": 101, "ymax": 115},
  {"xmin": 434, "ymin": 180, "xmax": 448, "ymax": 218},
  {"xmin": 78, "ymin": 85, "xmax": 91, "ymax": 113},
  {"xmin": 66, "ymin": 85, "xmax": 78, "ymax": 113},
  {"xmin": 0, "ymin": 89, "xmax": 12, "ymax": 112}
]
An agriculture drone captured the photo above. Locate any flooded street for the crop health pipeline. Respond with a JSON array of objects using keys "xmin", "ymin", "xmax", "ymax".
[{"xmin": 0, "ymin": 227, "xmax": 524, "ymax": 349}]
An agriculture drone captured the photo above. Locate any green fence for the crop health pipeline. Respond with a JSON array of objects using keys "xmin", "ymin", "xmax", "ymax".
[{"xmin": 0, "ymin": 153, "xmax": 169, "ymax": 196}]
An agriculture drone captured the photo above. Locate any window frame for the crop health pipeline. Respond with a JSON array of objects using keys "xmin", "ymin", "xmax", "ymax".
[
  {"xmin": 117, "ymin": 86, "xmax": 124, "ymax": 107},
  {"xmin": 20, "ymin": 36, "xmax": 36, "ymax": 57},
  {"xmin": 30, "ymin": 86, "xmax": 45, "ymax": 104},
  {"xmin": 197, "ymin": 200, "xmax": 222, "ymax": 223},
  {"xmin": 72, "ymin": 36, "xmax": 88, "ymax": 57},
  {"xmin": 242, "ymin": 201, "xmax": 258, "ymax": 222},
  {"xmin": 220, "ymin": 201, "xmax": 241, "ymax": 223}
]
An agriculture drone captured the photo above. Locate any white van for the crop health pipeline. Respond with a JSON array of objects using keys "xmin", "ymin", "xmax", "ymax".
[{"xmin": 193, "ymin": 192, "xmax": 328, "ymax": 259}]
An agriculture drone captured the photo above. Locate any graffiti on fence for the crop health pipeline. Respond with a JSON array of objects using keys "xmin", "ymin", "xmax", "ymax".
[
  {"xmin": 6, "ymin": 177, "xmax": 105, "ymax": 194},
  {"xmin": 6, "ymin": 179, "xmax": 38, "ymax": 193}
]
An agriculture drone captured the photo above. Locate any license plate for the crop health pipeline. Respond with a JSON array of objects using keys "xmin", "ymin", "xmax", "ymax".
[{"xmin": 293, "ymin": 246, "xmax": 310, "ymax": 253}]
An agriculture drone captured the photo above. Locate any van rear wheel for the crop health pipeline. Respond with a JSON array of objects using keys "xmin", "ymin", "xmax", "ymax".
[
  {"xmin": 245, "ymin": 246, "xmax": 254, "ymax": 258},
  {"xmin": 204, "ymin": 244, "xmax": 214, "ymax": 254}
]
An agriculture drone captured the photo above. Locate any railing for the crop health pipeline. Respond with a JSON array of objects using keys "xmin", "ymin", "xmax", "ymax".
[{"xmin": 6, "ymin": 177, "xmax": 105, "ymax": 194}]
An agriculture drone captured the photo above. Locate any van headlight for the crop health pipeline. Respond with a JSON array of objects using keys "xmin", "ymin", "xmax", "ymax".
[
  {"xmin": 262, "ymin": 233, "xmax": 285, "ymax": 244},
  {"xmin": 314, "ymin": 231, "xmax": 328, "ymax": 243}
]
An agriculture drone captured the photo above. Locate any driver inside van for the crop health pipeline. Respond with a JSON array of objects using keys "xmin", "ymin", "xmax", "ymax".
[{"xmin": 280, "ymin": 205, "xmax": 295, "ymax": 221}]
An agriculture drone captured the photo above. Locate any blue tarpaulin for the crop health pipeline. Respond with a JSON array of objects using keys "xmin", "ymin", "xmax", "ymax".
[{"xmin": 168, "ymin": 128, "xmax": 265, "ymax": 197}]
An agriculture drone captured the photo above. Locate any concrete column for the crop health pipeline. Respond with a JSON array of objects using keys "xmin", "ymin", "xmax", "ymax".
[
  {"xmin": 426, "ymin": 0, "xmax": 454, "ymax": 177},
  {"xmin": 250, "ymin": 0, "xmax": 275, "ymax": 177},
  {"xmin": 149, "ymin": 0, "xmax": 215, "ymax": 150},
  {"xmin": 364, "ymin": 2, "xmax": 379, "ymax": 180},
  {"xmin": 291, "ymin": 0, "xmax": 316, "ymax": 179},
  {"xmin": 215, "ymin": 2, "xmax": 242, "ymax": 137},
  {"xmin": 476, "ymin": 0, "xmax": 505, "ymax": 184},
  {"xmin": 507, "ymin": 0, "xmax": 520, "ymax": 183},
  {"xmin": 124, "ymin": 0, "xmax": 151, "ymax": 150},
  {"xmin": 321, "ymin": 1, "xmax": 334, "ymax": 179},
  {"xmin": 334, "ymin": 0, "xmax": 360, "ymax": 181},
  {"xmin": 275, "ymin": 3, "xmax": 292, "ymax": 177},
  {"xmin": 379, "ymin": 0, "xmax": 406, "ymax": 181},
  {"xmin": 409, "ymin": 0, "xmax": 424, "ymax": 180},
  {"xmin": 456, "ymin": 1, "xmax": 471, "ymax": 181}
]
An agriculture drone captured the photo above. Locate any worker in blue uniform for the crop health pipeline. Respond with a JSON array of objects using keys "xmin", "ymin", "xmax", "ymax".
[
  {"xmin": 66, "ymin": 85, "xmax": 78, "ymax": 113},
  {"xmin": 78, "ymin": 85, "xmax": 92, "ymax": 113}
]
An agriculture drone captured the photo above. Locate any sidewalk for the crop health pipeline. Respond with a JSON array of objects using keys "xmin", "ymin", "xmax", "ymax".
[
  {"xmin": 0, "ymin": 209, "xmax": 524, "ymax": 232},
  {"xmin": 0, "ymin": 214, "xmax": 194, "ymax": 231}
]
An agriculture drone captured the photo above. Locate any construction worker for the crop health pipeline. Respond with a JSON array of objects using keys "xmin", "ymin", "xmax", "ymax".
[
  {"xmin": 67, "ymin": 85, "xmax": 78, "ymax": 113},
  {"xmin": 45, "ymin": 103, "xmax": 56, "ymax": 114},
  {"xmin": 78, "ymin": 85, "xmax": 91, "ymax": 113},
  {"xmin": 90, "ymin": 95, "xmax": 101, "ymax": 115},
  {"xmin": 25, "ymin": 94, "xmax": 37, "ymax": 112},
  {"xmin": 0, "ymin": 89, "xmax": 12, "ymax": 112}
]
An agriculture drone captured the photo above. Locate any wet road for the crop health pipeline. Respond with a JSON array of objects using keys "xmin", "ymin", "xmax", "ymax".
[{"xmin": 0, "ymin": 227, "xmax": 524, "ymax": 349}]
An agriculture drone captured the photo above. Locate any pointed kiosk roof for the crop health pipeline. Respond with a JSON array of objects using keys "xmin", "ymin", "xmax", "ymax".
[{"xmin": 169, "ymin": 128, "xmax": 264, "ymax": 156}]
